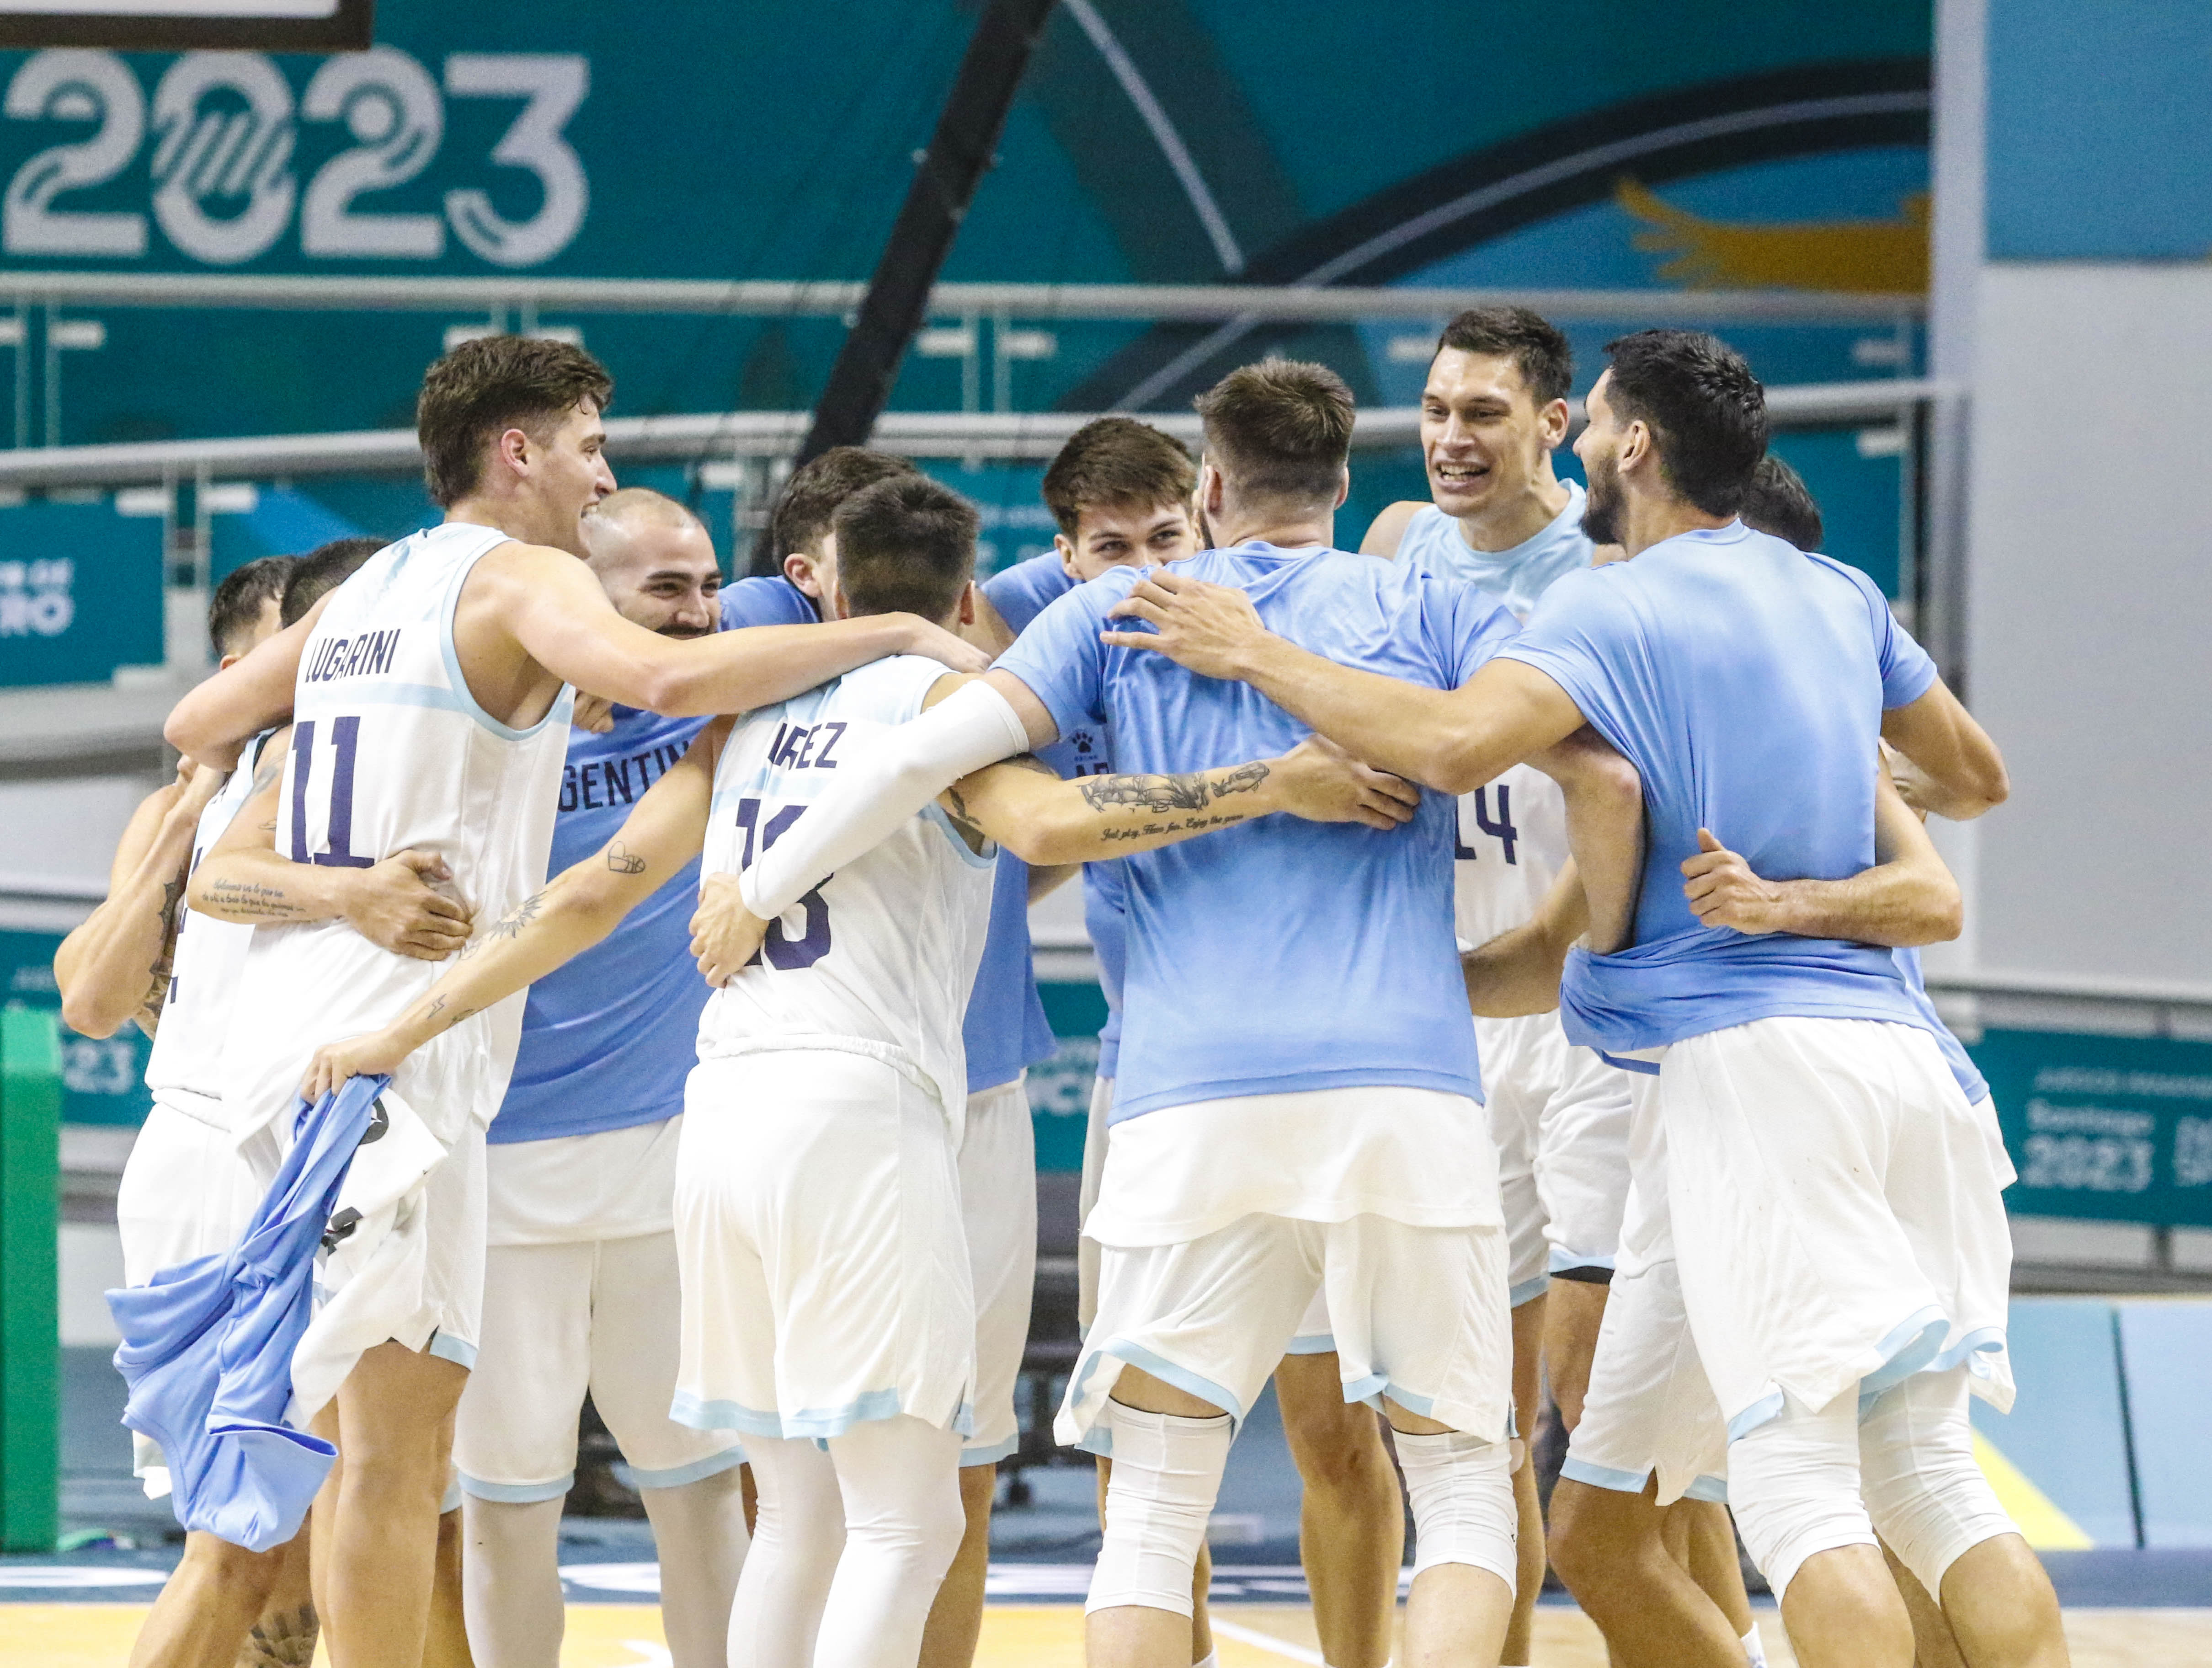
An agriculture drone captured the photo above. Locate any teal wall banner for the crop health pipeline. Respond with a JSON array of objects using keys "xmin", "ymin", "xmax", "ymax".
[
  {"xmin": 0, "ymin": 503, "xmax": 163, "ymax": 686},
  {"xmin": 0, "ymin": 930, "xmax": 152, "ymax": 1126},
  {"xmin": 1972, "ymin": 1028, "xmax": 2212, "ymax": 1227},
  {"xmin": 1029, "ymin": 979, "xmax": 1107, "ymax": 1173}
]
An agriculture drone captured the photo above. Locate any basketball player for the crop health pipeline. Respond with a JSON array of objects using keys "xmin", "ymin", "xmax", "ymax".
[
  {"xmin": 1106, "ymin": 333, "xmax": 2062, "ymax": 1668},
  {"xmin": 292, "ymin": 471, "xmax": 1412, "ymax": 1668},
  {"xmin": 986, "ymin": 415, "xmax": 1413, "ymax": 1668},
  {"xmin": 1361, "ymin": 306, "xmax": 1636, "ymax": 1663},
  {"xmin": 446, "ymin": 488, "xmax": 760, "ymax": 1668},
  {"xmin": 695, "ymin": 362, "xmax": 1550, "ymax": 1668},
  {"xmin": 718, "ymin": 443, "xmax": 1073, "ymax": 1668},
  {"xmin": 166, "ymin": 335, "xmax": 988, "ymax": 1668},
  {"xmin": 60, "ymin": 553, "xmax": 468, "ymax": 1668}
]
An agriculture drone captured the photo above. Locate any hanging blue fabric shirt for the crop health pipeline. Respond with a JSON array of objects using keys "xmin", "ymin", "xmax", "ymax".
[
  {"xmin": 984, "ymin": 553, "xmax": 1121, "ymax": 1075},
  {"xmin": 1498, "ymin": 522, "xmax": 1942, "ymax": 1053},
  {"xmin": 493, "ymin": 577, "xmax": 817, "ymax": 1143},
  {"xmin": 1895, "ymin": 947, "xmax": 1990, "ymax": 1103},
  {"xmin": 107, "ymin": 1075, "xmax": 388, "ymax": 1553}
]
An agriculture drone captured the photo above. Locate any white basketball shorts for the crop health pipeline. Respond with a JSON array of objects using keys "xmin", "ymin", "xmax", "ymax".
[
  {"xmin": 1474, "ymin": 1011, "xmax": 1565, "ymax": 1305},
  {"xmin": 671, "ymin": 1047, "xmax": 976, "ymax": 1443},
  {"xmin": 455, "ymin": 1119, "xmax": 745, "ymax": 1502},
  {"xmin": 960, "ymin": 1077, "xmax": 1037, "ymax": 1466},
  {"xmin": 1536, "ymin": 1037, "xmax": 1633, "ymax": 1277}
]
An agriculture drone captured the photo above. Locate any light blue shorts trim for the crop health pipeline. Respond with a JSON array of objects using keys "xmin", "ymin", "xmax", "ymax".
[
  {"xmin": 1729, "ymin": 1303, "xmax": 1957, "ymax": 1441},
  {"xmin": 1561, "ymin": 1455, "xmax": 1727, "ymax": 1504},
  {"xmin": 459, "ymin": 1470, "xmax": 572, "ymax": 1505},
  {"xmin": 629, "ymin": 1446, "xmax": 748, "ymax": 1491},
  {"xmin": 672, "ymin": 1389, "xmax": 971, "ymax": 1445},
  {"xmin": 1547, "ymin": 1247, "xmax": 1617, "ymax": 1276},
  {"xmin": 1509, "ymin": 1274, "xmax": 1551, "ymax": 1308},
  {"xmin": 1282, "ymin": 1333, "xmax": 1337, "ymax": 1356},
  {"xmin": 426, "ymin": 1330, "xmax": 478, "ymax": 1369},
  {"xmin": 1069, "ymin": 1341, "xmax": 1248, "ymax": 1458},
  {"xmin": 959, "ymin": 1433, "xmax": 1022, "ymax": 1468}
]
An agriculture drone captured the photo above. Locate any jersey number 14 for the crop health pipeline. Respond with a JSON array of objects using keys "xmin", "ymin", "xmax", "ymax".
[{"xmin": 1454, "ymin": 783, "xmax": 1519, "ymax": 865}]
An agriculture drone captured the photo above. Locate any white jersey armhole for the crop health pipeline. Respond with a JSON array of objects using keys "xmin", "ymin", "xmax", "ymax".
[{"xmin": 433, "ymin": 534, "xmax": 576, "ymax": 741}]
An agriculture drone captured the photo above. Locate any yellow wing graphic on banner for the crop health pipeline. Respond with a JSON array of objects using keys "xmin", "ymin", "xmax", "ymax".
[
  {"xmin": 1617, "ymin": 176, "xmax": 1929, "ymax": 293},
  {"xmin": 1972, "ymin": 1430, "xmax": 2096, "ymax": 1549}
]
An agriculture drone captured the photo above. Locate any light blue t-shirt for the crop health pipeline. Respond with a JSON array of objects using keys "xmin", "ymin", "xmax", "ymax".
[
  {"xmin": 995, "ymin": 543, "xmax": 1519, "ymax": 1122},
  {"xmin": 494, "ymin": 577, "xmax": 815, "ymax": 1143},
  {"xmin": 984, "ymin": 553, "xmax": 1127, "ymax": 1076},
  {"xmin": 1499, "ymin": 520, "xmax": 1941, "ymax": 1053},
  {"xmin": 1390, "ymin": 479, "xmax": 1595, "ymax": 618},
  {"xmin": 1895, "ymin": 947, "xmax": 1990, "ymax": 1104}
]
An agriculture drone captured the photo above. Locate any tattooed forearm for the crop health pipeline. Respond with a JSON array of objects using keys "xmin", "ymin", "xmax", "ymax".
[
  {"xmin": 249, "ymin": 753, "xmax": 286, "ymax": 798},
  {"xmin": 459, "ymin": 890, "xmax": 545, "ymax": 958},
  {"xmin": 605, "ymin": 842, "xmax": 647, "ymax": 875},
  {"xmin": 200, "ymin": 878, "xmax": 311, "ymax": 919},
  {"xmin": 1099, "ymin": 811, "xmax": 1251, "ymax": 843},
  {"xmin": 1077, "ymin": 761, "xmax": 1271, "ymax": 815}
]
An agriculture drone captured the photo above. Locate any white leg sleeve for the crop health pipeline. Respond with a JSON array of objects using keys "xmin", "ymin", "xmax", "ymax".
[
  {"xmin": 812, "ymin": 1416, "xmax": 968, "ymax": 1668},
  {"xmin": 1395, "ymin": 1428, "xmax": 1518, "ymax": 1588},
  {"xmin": 1727, "ymin": 1392, "xmax": 1876, "ymax": 1604},
  {"xmin": 1859, "ymin": 1367, "xmax": 2018, "ymax": 1599},
  {"xmin": 1087, "ymin": 1403, "xmax": 1234, "ymax": 1618},
  {"xmin": 458, "ymin": 1495, "xmax": 567, "ymax": 1666},
  {"xmin": 741, "ymin": 679, "xmax": 1030, "ymax": 916},
  {"xmin": 726, "ymin": 1435, "xmax": 845, "ymax": 1668},
  {"xmin": 639, "ymin": 1467, "xmax": 750, "ymax": 1668}
]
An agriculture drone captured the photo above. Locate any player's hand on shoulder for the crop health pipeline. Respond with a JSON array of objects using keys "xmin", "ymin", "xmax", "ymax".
[
  {"xmin": 1276, "ymin": 733, "xmax": 1420, "ymax": 831},
  {"xmin": 570, "ymin": 692, "xmax": 617, "ymax": 733},
  {"xmin": 1680, "ymin": 828, "xmax": 1783, "ymax": 934},
  {"xmin": 691, "ymin": 872, "xmax": 768, "ymax": 988},
  {"xmin": 899, "ymin": 615, "xmax": 993, "ymax": 675},
  {"xmin": 346, "ymin": 850, "xmax": 474, "ymax": 960},
  {"xmin": 1102, "ymin": 568, "xmax": 1266, "ymax": 678},
  {"xmin": 300, "ymin": 1026, "xmax": 411, "ymax": 1105}
]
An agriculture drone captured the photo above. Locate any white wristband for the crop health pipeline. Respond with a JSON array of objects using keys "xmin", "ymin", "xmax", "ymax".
[{"xmin": 739, "ymin": 678, "xmax": 1031, "ymax": 918}]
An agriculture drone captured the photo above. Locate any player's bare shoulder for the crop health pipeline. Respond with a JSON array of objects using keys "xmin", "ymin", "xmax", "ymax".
[{"xmin": 1360, "ymin": 499, "xmax": 1428, "ymax": 558}]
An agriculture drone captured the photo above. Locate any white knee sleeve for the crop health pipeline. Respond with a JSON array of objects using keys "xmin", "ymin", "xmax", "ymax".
[
  {"xmin": 1087, "ymin": 1402, "xmax": 1232, "ymax": 1618},
  {"xmin": 1860, "ymin": 1368, "xmax": 2017, "ymax": 1599},
  {"xmin": 1395, "ymin": 1428, "xmax": 1517, "ymax": 1588},
  {"xmin": 1727, "ymin": 1393, "xmax": 1876, "ymax": 1603}
]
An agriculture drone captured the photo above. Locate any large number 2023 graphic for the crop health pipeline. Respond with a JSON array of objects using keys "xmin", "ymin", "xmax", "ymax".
[
  {"xmin": 3, "ymin": 46, "xmax": 586, "ymax": 267},
  {"xmin": 731, "ymin": 797, "xmax": 833, "ymax": 972}
]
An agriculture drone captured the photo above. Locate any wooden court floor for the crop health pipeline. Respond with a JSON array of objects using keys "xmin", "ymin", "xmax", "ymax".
[{"xmin": 2, "ymin": 1603, "xmax": 2207, "ymax": 1666}]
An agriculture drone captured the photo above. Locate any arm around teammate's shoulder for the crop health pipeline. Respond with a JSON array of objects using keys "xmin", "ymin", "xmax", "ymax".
[
  {"xmin": 53, "ymin": 769, "xmax": 217, "ymax": 1038},
  {"xmin": 1880, "ymin": 679, "xmax": 2009, "ymax": 819},
  {"xmin": 161, "ymin": 593, "xmax": 332, "ymax": 768},
  {"xmin": 485, "ymin": 542, "xmax": 989, "ymax": 716}
]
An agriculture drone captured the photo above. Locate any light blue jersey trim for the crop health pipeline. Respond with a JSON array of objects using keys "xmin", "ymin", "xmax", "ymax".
[
  {"xmin": 1283, "ymin": 1333, "xmax": 1337, "ymax": 1356},
  {"xmin": 459, "ymin": 1470, "xmax": 572, "ymax": 1504},
  {"xmin": 629, "ymin": 1447, "xmax": 747, "ymax": 1490},
  {"xmin": 1509, "ymin": 1274, "xmax": 1551, "ymax": 1308},
  {"xmin": 1726, "ymin": 1390, "xmax": 1787, "ymax": 1442},
  {"xmin": 959, "ymin": 1433, "xmax": 1022, "ymax": 1467},
  {"xmin": 922, "ymin": 801, "xmax": 998, "ymax": 868},
  {"xmin": 435, "ymin": 538, "xmax": 574, "ymax": 742},
  {"xmin": 442, "ymin": 1477, "xmax": 463, "ymax": 1514},
  {"xmin": 426, "ymin": 1330, "xmax": 477, "ymax": 1369},
  {"xmin": 1858, "ymin": 1306, "xmax": 1951, "ymax": 1400},
  {"xmin": 1560, "ymin": 1456, "xmax": 1650, "ymax": 1495},
  {"xmin": 1112, "ymin": 1064, "xmax": 1481, "ymax": 1123},
  {"xmin": 1684, "ymin": 1475, "xmax": 1730, "ymax": 1504}
]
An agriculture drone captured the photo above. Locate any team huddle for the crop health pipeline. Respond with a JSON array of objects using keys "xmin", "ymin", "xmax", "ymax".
[{"xmin": 58, "ymin": 308, "xmax": 2069, "ymax": 1668}]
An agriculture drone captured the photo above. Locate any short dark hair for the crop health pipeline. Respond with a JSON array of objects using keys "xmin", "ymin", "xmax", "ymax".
[
  {"xmin": 1194, "ymin": 358, "xmax": 1354, "ymax": 506},
  {"xmin": 831, "ymin": 475, "xmax": 979, "ymax": 621},
  {"xmin": 1041, "ymin": 417, "xmax": 1196, "ymax": 537},
  {"xmin": 416, "ymin": 335, "xmax": 613, "ymax": 508},
  {"xmin": 207, "ymin": 556, "xmax": 294, "ymax": 657},
  {"xmin": 1599, "ymin": 330, "xmax": 1768, "ymax": 517},
  {"xmin": 1739, "ymin": 454, "xmax": 1823, "ymax": 551},
  {"xmin": 281, "ymin": 536, "xmax": 386, "ymax": 626},
  {"xmin": 768, "ymin": 447, "xmax": 921, "ymax": 561},
  {"xmin": 1434, "ymin": 305, "xmax": 1574, "ymax": 407}
]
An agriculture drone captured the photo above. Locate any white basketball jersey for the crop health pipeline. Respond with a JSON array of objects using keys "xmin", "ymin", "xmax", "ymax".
[
  {"xmin": 1452, "ymin": 762, "xmax": 1571, "ymax": 952},
  {"xmin": 141, "ymin": 730, "xmax": 274, "ymax": 1128},
  {"xmin": 223, "ymin": 523, "xmax": 572, "ymax": 1150},
  {"xmin": 697, "ymin": 655, "xmax": 995, "ymax": 1118}
]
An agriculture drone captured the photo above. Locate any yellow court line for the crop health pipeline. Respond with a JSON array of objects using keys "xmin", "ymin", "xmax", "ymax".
[{"xmin": 1973, "ymin": 1430, "xmax": 2095, "ymax": 1550}]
